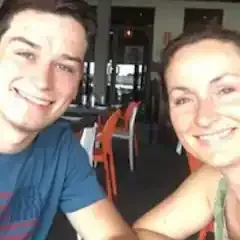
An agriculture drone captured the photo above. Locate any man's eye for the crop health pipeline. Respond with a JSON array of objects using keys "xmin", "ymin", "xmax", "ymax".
[
  {"xmin": 16, "ymin": 51, "xmax": 36, "ymax": 61},
  {"xmin": 56, "ymin": 63, "xmax": 74, "ymax": 73},
  {"xmin": 218, "ymin": 87, "xmax": 236, "ymax": 95}
]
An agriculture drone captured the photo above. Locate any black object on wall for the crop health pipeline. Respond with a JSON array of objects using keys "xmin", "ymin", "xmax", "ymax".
[{"xmin": 183, "ymin": 8, "xmax": 224, "ymax": 32}]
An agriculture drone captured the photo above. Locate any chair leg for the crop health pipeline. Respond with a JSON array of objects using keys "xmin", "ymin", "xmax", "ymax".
[
  {"xmin": 199, "ymin": 222, "xmax": 213, "ymax": 240},
  {"xmin": 92, "ymin": 160, "xmax": 98, "ymax": 168},
  {"xmin": 134, "ymin": 135, "xmax": 139, "ymax": 156},
  {"xmin": 129, "ymin": 136, "xmax": 134, "ymax": 172},
  {"xmin": 199, "ymin": 230, "xmax": 207, "ymax": 240},
  {"xmin": 103, "ymin": 160, "xmax": 113, "ymax": 200},
  {"xmin": 108, "ymin": 153, "xmax": 117, "ymax": 196}
]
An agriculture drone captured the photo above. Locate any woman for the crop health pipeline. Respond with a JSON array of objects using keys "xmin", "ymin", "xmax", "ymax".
[{"xmin": 134, "ymin": 26, "xmax": 240, "ymax": 239}]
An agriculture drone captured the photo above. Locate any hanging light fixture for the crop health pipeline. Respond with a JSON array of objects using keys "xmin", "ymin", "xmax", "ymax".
[{"xmin": 124, "ymin": 27, "xmax": 133, "ymax": 38}]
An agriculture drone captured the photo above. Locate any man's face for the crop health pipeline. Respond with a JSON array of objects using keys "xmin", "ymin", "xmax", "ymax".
[
  {"xmin": 0, "ymin": 10, "xmax": 86, "ymax": 132},
  {"xmin": 166, "ymin": 39, "xmax": 240, "ymax": 167}
]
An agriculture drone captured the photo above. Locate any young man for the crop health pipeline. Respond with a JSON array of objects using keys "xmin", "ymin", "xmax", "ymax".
[{"xmin": 0, "ymin": 0, "xmax": 138, "ymax": 239}]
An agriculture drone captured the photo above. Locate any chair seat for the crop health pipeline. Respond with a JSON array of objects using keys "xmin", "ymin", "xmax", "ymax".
[
  {"xmin": 61, "ymin": 116, "xmax": 82, "ymax": 121},
  {"xmin": 115, "ymin": 125, "xmax": 127, "ymax": 132},
  {"xmin": 112, "ymin": 131, "xmax": 129, "ymax": 139}
]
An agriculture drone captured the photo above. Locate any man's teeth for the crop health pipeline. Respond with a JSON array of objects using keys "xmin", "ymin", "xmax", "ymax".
[
  {"xmin": 18, "ymin": 91, "xmax": 51, "ymax": 106},
  {"xmin": 198, "ymin": 129, "xmax": 232, "ymax": 141}
]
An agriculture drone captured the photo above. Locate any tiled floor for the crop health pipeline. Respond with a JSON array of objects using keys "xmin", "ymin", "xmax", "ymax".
[{"xmin": 47, "ymin": 123, "xmax": 190, "ymax": 239}]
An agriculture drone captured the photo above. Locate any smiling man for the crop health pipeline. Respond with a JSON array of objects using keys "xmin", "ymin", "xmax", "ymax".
[{"xmin": 0, "ymin": 0, "xmax": 138, "ymax": 239}]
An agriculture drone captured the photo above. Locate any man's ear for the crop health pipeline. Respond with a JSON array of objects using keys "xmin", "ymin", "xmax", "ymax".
[
  {"xmin": 73, "ymin": 92, "xmax": 78, "ymax": 100},
  {"xmin": 73, "ymin": 81, "xmax": 82, "ymax": 100}
]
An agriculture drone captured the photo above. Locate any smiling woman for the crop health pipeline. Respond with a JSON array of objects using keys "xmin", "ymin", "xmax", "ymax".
[
  {"xmin": 134, "ymin": 26, "xmax": 240, "ymax": 240},
  {"xmin": 165, "ymin": 40, "xmax": 240, "ymax": 167}
]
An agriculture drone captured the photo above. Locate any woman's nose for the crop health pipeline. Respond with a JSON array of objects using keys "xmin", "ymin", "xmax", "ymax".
[{"xmin": 195, "ymin": 98, "xmax": 219, "ymax": 128}]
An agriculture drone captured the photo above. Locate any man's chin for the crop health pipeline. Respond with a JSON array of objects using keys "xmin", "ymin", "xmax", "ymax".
[{"xmin": 7, "ymin": 118, "xmax": 55, "ymax": 134}]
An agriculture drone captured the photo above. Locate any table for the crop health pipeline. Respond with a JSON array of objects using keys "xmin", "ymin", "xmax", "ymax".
[
  {"xmin": 64, "ymin": 106, "xmax": 108, "ymax": 117},
  {"xmin": 62, "ymin": 106, "xmax": 109, "ymax": 132}
]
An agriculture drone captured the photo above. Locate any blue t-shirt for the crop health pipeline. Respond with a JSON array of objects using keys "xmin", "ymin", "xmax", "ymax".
[{"xmin": 0, "ymin": 119, "xmax": 105, "ymax": 239}]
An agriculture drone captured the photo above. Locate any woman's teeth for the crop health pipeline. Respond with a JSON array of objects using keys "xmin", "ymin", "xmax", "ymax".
[{"xmin": 197, "ymin": 129, "xmax": 234, "ymax": 142}]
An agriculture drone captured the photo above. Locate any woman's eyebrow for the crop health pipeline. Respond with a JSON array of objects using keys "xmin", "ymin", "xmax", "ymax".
[
  {"xmin": 210, "ymin": 72, "xmax": 240, "ymax": 84},
  {"xmin": 169, "ymin": 72, "xmax": 240, "ymax": 94},
  {"xmin": 168, "ymin": 86, "xmax": 192, "ymax": 95}
]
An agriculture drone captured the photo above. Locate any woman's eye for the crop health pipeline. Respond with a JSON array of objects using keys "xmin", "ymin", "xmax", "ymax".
[
  {"xmin": 56, "ymin": 63, "xmax": 74, "ymax": 73},
  {"xmin": 16, "ymin": 51, "xmax": 35, "ymax": 61},
  {"xmin": 218, "ymin": 87, "xmax": 236, "ymax": 95},
  {"xmin": 174, "ymin": 97, "xmax": 191, "ymax": 106}
]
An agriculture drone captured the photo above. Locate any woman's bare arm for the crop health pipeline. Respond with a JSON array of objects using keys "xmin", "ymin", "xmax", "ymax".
[{"xmin": 134, "ymin": 165, "xmax": 221, "ymax": 239}]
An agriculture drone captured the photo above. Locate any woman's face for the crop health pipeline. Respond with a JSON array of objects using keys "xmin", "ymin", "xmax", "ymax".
[{"xmin": 166, "ymin": 39, "xmax": 240, "ymax": 167}]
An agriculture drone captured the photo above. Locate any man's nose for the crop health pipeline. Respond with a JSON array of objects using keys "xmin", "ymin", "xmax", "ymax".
[{"xmin": 31, "ymin": 63, "xmax": 54, "ymax": 90}]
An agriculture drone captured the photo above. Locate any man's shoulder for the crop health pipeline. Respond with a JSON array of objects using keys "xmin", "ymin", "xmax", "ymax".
[
  {"xmin": 40, "ymin": 119, "xmax": 72, "ymax": 139},
  {"xmin": 46, "ymin": 119, "xmax": 72, "ymax": 133},
  {"xmin": 35, "ymin": 119, "xmax": 75, "ymax": 151},
  {"xmin": 34, "ymin": 119, "xmax": 88, "ymax": 165}
]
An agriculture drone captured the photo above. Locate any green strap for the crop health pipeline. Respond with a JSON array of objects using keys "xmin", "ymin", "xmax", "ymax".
[{"xmin": 213, "ymin": 177, "xmax": 228, "ymax": 240}]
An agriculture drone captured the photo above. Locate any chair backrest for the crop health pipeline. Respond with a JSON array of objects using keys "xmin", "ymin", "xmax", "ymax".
[
  {"xmin": 101, "ymin": 109, "xmax": 121, "ymax": 154},
  {"xmin": 129, "ymin": 102, "xmax": 141, "ymax": 134},
  {"xmin": 186, "ymin": 152, "xmax": 203, "ymax": 172},
  {"xmin": 185, "ymin": 152, "xmax": 211, "ymax": 240},
  {"xmin": 80, "ymin": 123, "xmax": 98, "ymax": 166},
  {"xmin": 175, "ymin": 146, "xmax": 212, "ymax": 239},
  {"xmin": 123, "ymin": 101, "xmax": 138, "ymax": 129},
  {"xmin": 176, "ymin": 142, "xmax": 203, "ymax": 172}
]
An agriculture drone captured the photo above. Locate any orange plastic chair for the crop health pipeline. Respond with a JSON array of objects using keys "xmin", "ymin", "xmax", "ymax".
[
  {"xmin": 97, "ymin": 115, "xmax": 104, "ymax": 130},
  {"xmin": 186, "ymin": 153, "xmax": 214, "ymax": 240},
  {"xmin": 116, "ymin": 101, "xmax": 140, "ymax": 155},
  {"xmin": 199, "ymin": 222, "xmax": 214, "ymax": 240},
  {"xmin": 119, "ymin": 101, "xmax": 138, "ymax": 131},
  {"xmin": 93, "ymin": 109, "xmax": 121, "ymax": 200},
  {"xmin": 187, "ymin": 152, "xmax": 203, "ymax": 171}
]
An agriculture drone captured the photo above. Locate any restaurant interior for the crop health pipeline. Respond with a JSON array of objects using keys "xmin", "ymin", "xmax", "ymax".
[{"xmin": 47, "ymin": 0, "xmax": 234, "ymax": 239}]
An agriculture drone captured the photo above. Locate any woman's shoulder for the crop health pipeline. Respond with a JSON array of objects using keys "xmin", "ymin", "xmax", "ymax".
[{"xmin": 193, "ymin": 164, "xmax": 224, "ymax": 210}]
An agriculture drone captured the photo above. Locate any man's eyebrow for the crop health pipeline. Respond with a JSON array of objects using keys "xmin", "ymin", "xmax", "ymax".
[
  {"xmin": 60, "ymin": 53, "xmax": 83, "ymax": 65},
  {"xmin": 8, "ymin": 36, "xmax": 83, "ymax": 65},
  {"xmin": 8, "ymin": 36, "xmax": 40, "ymax": 49}
]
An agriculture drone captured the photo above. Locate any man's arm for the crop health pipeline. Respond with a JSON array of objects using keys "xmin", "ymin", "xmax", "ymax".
[
  {"xmin": 133, "ymin": 165, "xmax": 220, "ymax": 240},
  {"xmin": 60, "ymin": 128, "xmax": 138, "ymax": 239},
  {"xmin": 66, "ymin": 198, "xmax": 138, "ymax": 240}
]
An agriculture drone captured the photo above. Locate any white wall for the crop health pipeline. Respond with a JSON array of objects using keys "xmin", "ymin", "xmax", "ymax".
[
  {"xmin": 152, "ymin": 1, "xmax": 240, "ymax": 61},
  {"xmin": 87, "ymin": 0, "xmax": 240, "ymax": 61}
]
